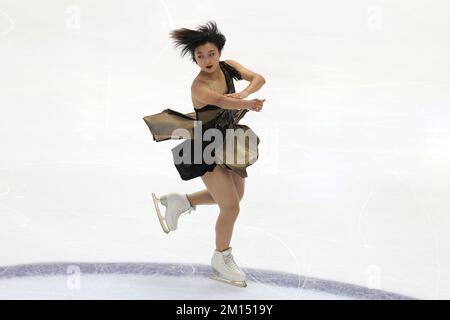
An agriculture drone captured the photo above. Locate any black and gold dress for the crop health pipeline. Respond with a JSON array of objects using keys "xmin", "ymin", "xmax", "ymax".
[{"xmin": 143, "ymin": 60, "xmax": 260, "ymax": 181}]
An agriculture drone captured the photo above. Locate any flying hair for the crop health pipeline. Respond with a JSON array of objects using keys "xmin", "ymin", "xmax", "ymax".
[{"xmin": 169, "ymin": 21, "xmax": 226, "ymax": 63}]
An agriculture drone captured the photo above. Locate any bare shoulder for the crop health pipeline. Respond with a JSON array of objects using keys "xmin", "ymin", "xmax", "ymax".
[
  {"xmin": 224, "ymin": 59, "xmax": 265, "ymax": 82},
  {"xmin": 191, "ymin": 77, "xmax": 208, "ymax": 92},
  {"xmin": 223, "ymin": 59, "xmax": 241, "ymax": 69},
  {"xmin": 191, "ymin": 78, "xmax": 210, "ymax": 109}
]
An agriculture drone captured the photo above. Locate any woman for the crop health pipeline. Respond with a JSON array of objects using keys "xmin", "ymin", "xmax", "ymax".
[{"xmin": 143, "ymin": 21, "xmax": 266, "ymax": 287}]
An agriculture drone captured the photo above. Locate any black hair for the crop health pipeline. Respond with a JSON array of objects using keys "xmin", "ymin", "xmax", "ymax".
[{"xmin": 169, "ymin": 21, "xmax": 226, "ymax": 63}]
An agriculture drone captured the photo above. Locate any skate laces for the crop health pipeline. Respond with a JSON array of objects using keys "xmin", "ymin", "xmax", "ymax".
[
  {"xmin": 162, "ymin": 194, "xmax": 196, "ymax": 218},
  {"xmin": 223, "ymin": 253, "xmax": 241, "ymax": 272},
  {"xmin": 182, "ymin": 195, "xmax": 196, "ymax": 215},
  {"xmin": 186, "ymin": 205, "xmax": 196, "ymax": 214},
  {"xmin": 175, "ymin": 204, "xmax": 196, "ymax": 217}
]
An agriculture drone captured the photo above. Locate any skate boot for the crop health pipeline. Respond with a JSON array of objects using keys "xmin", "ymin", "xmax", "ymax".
[
  {"xmin": 211, "ymin": 247, "xmax": 247, "ymax": 287},
  {"xmin": 151, "ymin": 192, "xmax": 196, "ymax": 233}
]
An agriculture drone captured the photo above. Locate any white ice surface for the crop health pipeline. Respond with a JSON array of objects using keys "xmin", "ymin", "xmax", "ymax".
[
  {"xmin": 1, "ymin": 0, "xmax": 450, "ymax": 299},
  {"xmin": 0, "ymin": 274, "xmax": 351, "ymax": 300}
]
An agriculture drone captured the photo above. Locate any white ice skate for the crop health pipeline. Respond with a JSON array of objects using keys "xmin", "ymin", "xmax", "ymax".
[
  {"xmin": 151, "ymin": 192, "xmax": 196, "ymax": 234},
  {"xmin": 211, "ymin": 247, "xmax": 247, "ymax": 288}
]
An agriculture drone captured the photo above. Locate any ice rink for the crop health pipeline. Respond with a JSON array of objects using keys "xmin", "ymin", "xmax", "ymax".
[{"xmin": 1, "ymin": 0, "xmax": 449, "ymax": 299}]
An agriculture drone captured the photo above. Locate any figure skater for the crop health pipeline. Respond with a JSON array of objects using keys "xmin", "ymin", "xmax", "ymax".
[{"xmin": 143, "ymin": 21, "xmax": 266, "ymax": 287}]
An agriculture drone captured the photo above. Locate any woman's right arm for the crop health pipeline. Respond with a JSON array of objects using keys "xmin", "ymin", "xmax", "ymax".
[{"xmin": 191, "ymin": 83, "xmax": 265, "ymax": 111}]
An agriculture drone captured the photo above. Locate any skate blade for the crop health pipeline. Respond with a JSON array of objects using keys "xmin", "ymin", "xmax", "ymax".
[
  {"xmin": 210, "ymin": 272, "xmax": 247, "ymax": 288},
  {"xmin": 151, "ymin": 193, "xmax": 170, "ymax": 234}
]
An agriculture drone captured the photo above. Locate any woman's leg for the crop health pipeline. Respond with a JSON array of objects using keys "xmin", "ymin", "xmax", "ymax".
[
  {"xmin": 201, "ymin": 165, "xmax": 241, "ymax": 252},
  {"xmin": 186, "ymin": 169, "xmax": 245, "ymax": 206},
  {"xmin": 186, "ymin": 189, "xmax": 216, "ymax": 206},
  {"xmin": 229, "ymin": 170, "xmax": 245, "ymax": 201}
]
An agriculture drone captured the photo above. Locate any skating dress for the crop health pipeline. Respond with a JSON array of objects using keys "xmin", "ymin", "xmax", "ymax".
[{"xmin": 143, "ymin": 60, "xmax": 260, "ymax": 181}]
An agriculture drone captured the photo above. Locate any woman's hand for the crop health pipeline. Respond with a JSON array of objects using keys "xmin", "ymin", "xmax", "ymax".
[
  {"xmin": 225, "ymin": 90, "xmax": 249, "ymax": 99},
  {"xmin": 245, "ymin": 98, "xmax": 266, "ymax": 112}
]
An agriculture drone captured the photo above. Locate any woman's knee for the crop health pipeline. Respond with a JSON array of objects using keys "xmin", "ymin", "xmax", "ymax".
[
  {"xmin": 218, "ymin": 200, "xmax": 240, "ymax": 216},
  {"xmin": 233, "ymin": 187, "xmax": 244, "ymax": 202}
]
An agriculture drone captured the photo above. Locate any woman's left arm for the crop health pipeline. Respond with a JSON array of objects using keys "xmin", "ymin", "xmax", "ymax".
[{"xmin": 224, "ymin": 59, "xmax": 265, "ymax": 99}]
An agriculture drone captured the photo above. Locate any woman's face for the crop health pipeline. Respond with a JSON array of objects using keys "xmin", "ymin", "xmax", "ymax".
[{"xmin": 194, "ymin": 42, "xmax": 221, "ymax": 73}]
